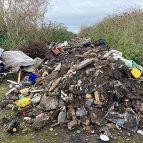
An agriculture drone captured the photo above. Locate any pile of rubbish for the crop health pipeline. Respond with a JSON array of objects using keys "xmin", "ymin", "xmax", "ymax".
[{"xmin": 1, "ymin": 38, "xmax": 143, "ymax": 141}]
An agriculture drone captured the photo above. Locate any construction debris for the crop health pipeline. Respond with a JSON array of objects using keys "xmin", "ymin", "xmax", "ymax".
[
  {"xmin": 0, "ymin": 38, "xmax": 143, "ymax": 142},
  {"xmin": 105, "ymin": 108, "xmax": 140, "ymax": 132}
]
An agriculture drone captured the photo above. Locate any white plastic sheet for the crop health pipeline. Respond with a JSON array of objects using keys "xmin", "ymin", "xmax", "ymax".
[{"xmin": 2, "ymin": 51, "xmax": 34, "ymax": 72}]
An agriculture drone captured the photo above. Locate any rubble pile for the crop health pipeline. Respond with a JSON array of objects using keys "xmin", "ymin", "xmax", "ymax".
[{"xmin": 1, "ymin": 38, "xmax": 143, "ymax": 140}]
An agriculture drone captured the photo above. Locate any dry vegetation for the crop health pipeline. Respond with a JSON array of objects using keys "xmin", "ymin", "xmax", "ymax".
[{"xmin": 0, "ymin": 0, "xmax": 75, "ymax": 50}]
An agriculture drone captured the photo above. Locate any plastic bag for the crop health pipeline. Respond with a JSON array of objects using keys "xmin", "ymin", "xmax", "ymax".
[{"xmin": 15, "ymin": 97, "xmax": 31, "ymax": 107}]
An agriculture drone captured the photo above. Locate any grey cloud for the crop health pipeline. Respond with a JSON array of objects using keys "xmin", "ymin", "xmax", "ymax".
[{"xmin": 47, "ymin": 0, "xmax": 143, "ymax": 33}]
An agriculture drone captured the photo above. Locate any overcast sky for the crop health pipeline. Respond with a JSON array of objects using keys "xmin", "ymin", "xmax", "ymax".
[{"xmin": 47, "ymin": 0, "xmax": 143, "ymax": 33}]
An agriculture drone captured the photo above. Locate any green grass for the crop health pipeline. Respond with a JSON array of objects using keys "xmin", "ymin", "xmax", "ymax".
[
  {"xmin": 80, "ymin": 9, "xmax": 143, "ymax": 65},
  {"xmin": 0, "ymin": 83, "xmax": 8, "ymax": 100},
  {"xmin": 0, "ymin": 129, "xmax": 60, "ymax": 143}
]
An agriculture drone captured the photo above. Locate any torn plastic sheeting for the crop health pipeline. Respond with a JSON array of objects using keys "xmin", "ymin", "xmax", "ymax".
[
  {"xmin": 105, "ymin": 108, "xmax": 140, "ymax": 132},
  {"xmin": 58, "ymin": 41, "xmax": 68, "ymax": 47},
  {"xmin": 23, "ymin": 57, "xmax": 43, "ymax": 72},
  {"xmin": 0, "ymin": 60, "xmax": 8, "ymax": 73},
  {"xmin": 2, "ymin": 51, "xmax": 34, "ymax": 72},
  {"xmin": 31, "ymin": 93, "xmax": 41, "ymax": 104},
  {"xmin": 0, "ymin": 48, "xmax": 4, "ymax": 57},
  {"xmin": 110, "ymin": 50, "xmax": 143, "ymax": 72}
]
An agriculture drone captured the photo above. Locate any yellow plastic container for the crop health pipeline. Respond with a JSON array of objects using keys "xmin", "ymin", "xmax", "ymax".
[
  {"xmin": 131, "ymin": 67, "xmax": 142, "ymax": 78},
  {"xmin": 15, "ymin": 97, "xmax": 31, "ymax": 108}
]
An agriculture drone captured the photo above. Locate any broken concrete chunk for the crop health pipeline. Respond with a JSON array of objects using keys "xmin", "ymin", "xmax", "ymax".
[
  {"xmin": 61, "ymin": 91, "xmax": 74, "ymax": 102},
  {"xmin": 67, "ymin": 108, "xmax": 76, "ymax": 120},
  {"xmin": 64, "ymin": 68, "xmax": 76, "ymax": 78},
  {"xmin": 85, "ymin": 99, "xmax": 94, "ymax": 107},
  {"xmin": 138, "ymin": 103, "xmax": 143, "ymax": 113},
  {"xmin": 76, "ymin": 108, "xmax": 87, "ymax": 117},
  {"xmin": 68, "ymin": 119, "xmax": 80, "ymax": 130},
  {"xmin": 33, "ymin": 113, "xmax": 50, "ymax": 130},
  {"xmin": 83, "ymin": 126, "xmax": 95, "ymax": 134},
  {"xmin": 1, "ymin": 100, "xmax": 14, "ymax": 108},
  {"xmin": 6, "ymin": 104, "xmax": 14, "ymax": 109},
  {"xmin": 61, "ymin": 91, "xmax": 68, "ymax": 102},
  {"xmin": 75, "ymin": 59, "xmax": 95, "ymax": 70},
  {"xmin": 85, "ymin": 94, "xmax": 92, "ymax": 99},
  {"xmin": 39, "ymin": 96, "xmax": 58, "ymax": 110},
  {"xmin": 39, "ymin": 96, "xmax": 64, "ymax": 111},
  {"xmin": 81, "ymin": 117, "xmax": 91, "ymax": 126},
  {"xmin": 57, "ymin": 111, "xmax": 67, "ymax": 124},
  {"xmin": 89, "ymin": 108, "xmax": 105, "ymax": 126},
  {"xmin": 105, "ymin": 108, "xmax": 140, "ymax": 132}
]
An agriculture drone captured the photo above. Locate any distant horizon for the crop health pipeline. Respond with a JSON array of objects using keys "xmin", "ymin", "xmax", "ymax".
[{"xmin": 46, "ymin": 0, "xmax": 143, "ymax": 33}]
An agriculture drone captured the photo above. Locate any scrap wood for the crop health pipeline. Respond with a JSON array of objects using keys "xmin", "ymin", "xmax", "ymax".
[
  {"xmin": 7, "ymin": 80, "xmax": 18, "ymax": 85},
  {"xmin": 30, "ymin": 89, "xmax": 44, "ymax": 93},
  {"xmin": 5, "ymin": 87, "xmax": 16, "ymax": 96},
  {"xmin": 17, "ymin": 70, "xmax": 21, "ymax": 84},
  {"xmin": 49, "ymin": 78, "xmax": 61, "ymax": 92}
]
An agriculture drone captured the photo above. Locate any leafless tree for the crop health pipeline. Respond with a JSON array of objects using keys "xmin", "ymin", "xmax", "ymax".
[{"xmin": 0, "ymin": 0, "xmax": 52, "ymax": 36}]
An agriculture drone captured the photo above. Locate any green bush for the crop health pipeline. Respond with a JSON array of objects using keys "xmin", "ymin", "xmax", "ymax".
[
  {"xmin": 0, "ymin": 21, "xmax": 75, "ymax": 50},
  {"xmin": 80, "ymin": 9, "xmax": 143, "ymax": 65}
]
